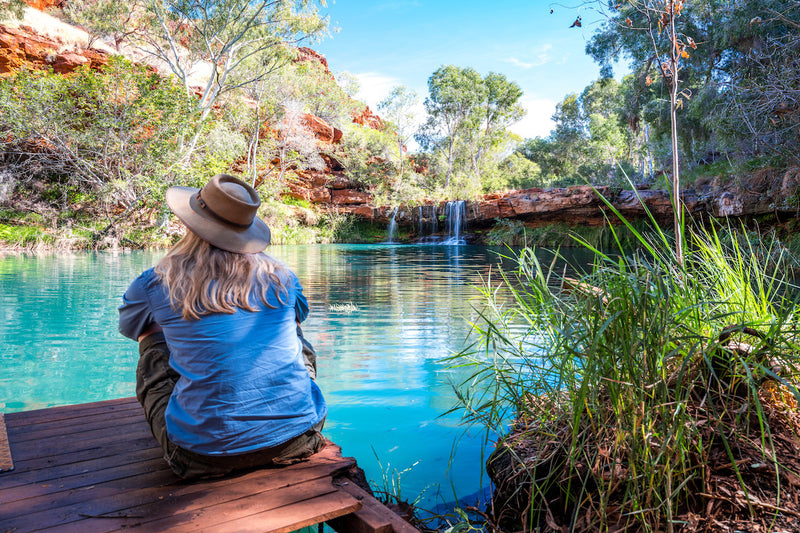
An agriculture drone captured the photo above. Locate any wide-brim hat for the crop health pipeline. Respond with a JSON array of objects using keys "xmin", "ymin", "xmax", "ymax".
[{"xmin": 166, "ymin": 174, "xmax": 271, "ymax": 254}]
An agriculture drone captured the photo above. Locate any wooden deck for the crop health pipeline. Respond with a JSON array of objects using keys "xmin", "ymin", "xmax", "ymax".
[{"xmin": 0, "ymin": 398, "xmax": 419, "ymax": 533}]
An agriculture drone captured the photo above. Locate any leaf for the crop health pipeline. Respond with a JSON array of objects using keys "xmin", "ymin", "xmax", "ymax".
[{"xmin": 681, "ymin": 50, "xmax": 690, "ymax": 59}]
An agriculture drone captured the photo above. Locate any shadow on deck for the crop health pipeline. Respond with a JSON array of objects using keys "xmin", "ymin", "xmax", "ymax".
[{"xmin": 0, "ymin": 397, "xmax": 419, "ymax": 533}]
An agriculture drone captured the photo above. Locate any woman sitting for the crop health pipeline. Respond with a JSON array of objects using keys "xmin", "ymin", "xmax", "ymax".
[{"xmin": 119, "ymin": 174, "xmax": 326, "ymax": 479}]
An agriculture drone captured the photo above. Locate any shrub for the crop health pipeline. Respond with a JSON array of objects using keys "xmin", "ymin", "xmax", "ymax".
[
  {"xmin": 448, "ymin": 220, "xmax": 800, "ymax": 532},
  {"xmin": 0, "ymin": 57, "xmax": 198, "ymax": 210}
]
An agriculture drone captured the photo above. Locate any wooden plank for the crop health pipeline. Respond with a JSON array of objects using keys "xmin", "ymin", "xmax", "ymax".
[
  {"xmin": 0, "ymin": 414, "xmax": 13, "ymax": 473},
  {"xmin": 4, "ymin": 398, "xmax": 137, "ymax": 428},
  {"xmin": 207, "ymin": 489, "xmax": 363, "ymax": 533},
  {"xmin": 0, "ymin": 456, "xmax": 171, "ymax": 513},
  {"xmin": 8, "ymin": 410, "xmax": 144, "ymax": 442},
  {"xmin": 7, "ymin": 419, "xmax": 153, "ymax": 462},
  {"xmin": 0, "ymin": 447, "xmax": 163, "ymax": 490},
  {"xmin": 1, "ymin": 399, "xmax": 378, "ymax": 533},
  {"xmin": 66, "ymin": 460, "xmax": 354, "ymax": 533},
  {"xmin": 1, "ymin": 448, "xmax": 354, "ymax": 531},
  {"xmin": 8, "ymin": 434, "xmax": 158, "ymax": 474},
  {"xmin": 82, "ymin": 476, "xmax": 354, "ymax": 532},
  {"xmin": 329, "ymin": 480, "xmax": 420, "ymax": 533}
]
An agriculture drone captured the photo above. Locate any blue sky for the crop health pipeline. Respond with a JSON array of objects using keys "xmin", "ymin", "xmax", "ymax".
[{"xmin": 314, "ymin": 0, "xmax": 626, "ymax": 140}]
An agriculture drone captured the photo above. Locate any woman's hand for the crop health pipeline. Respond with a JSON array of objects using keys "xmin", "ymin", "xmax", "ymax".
[{"xmin": 138, "ymin": 323, "xmax": 163, "ymax": 342}]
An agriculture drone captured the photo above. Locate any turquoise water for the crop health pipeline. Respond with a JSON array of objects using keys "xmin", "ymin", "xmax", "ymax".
[{"xmin": 0, "ymin": 244, "xmax": 588, "ymax": 512}]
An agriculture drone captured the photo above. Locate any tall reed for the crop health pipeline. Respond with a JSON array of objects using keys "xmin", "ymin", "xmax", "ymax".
[{"xmin": 447, "ymin": 218, "xmax": 800, "ymax": 531}]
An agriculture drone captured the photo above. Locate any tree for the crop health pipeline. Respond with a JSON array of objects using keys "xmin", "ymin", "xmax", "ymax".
[
  {"xmin": 378, "ymin": 86, "xmax": 419, "ymax": 180},
  {"xmin": 0, "ymin": 58, "xmax": 197, "ymax": 217},
  {"xmin": 65, "ymin": 0, "xmax": 328, "ymax": 164},
  {"xmin": 588, "ymin": 0, "xmax": 698, "ymax": 264},
  {"xmin": 416, "ymin": 65, "xmax": 485, "ymax": 188},
  {"xmin": 474, "ymin": 72, "xmax": 525, "ymax": 174},
  {"xmin": 416, "ymin": 66, "xmax": 524, "ymax": 193},
  {"xmin": 136, "ymin": 0, "xmax": 328, "ymax": 120},
  {"xmin": 266, "ymin": 99, "xmax": 324, "ymax": 185},
  {"xmin": 62, "ymin": 0, "xmax": 140, "ymax": 49}
]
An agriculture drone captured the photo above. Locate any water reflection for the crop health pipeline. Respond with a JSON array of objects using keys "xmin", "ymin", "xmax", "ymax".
[{"xmin": 0, "ymin": 245, "xmax": 594, "ymax": 510}]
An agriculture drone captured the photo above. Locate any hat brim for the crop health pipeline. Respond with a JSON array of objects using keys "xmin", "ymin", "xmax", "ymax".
[{"xmin": 166, "ymin": 186, "xmax": 271, "ymax": 254}]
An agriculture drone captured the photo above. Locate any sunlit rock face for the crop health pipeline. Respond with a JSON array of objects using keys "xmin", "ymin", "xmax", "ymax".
[
  {"xmin": 3, "ymin": 3, "xmax": 796, "ymax": 231},
  {"xmin": 0, "ymin": 24, "xmax": 108, "ymax": 74}
]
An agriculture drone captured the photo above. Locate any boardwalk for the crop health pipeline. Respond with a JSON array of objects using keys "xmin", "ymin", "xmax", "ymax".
[{"xmin": 0, "ymin": 398, "xmax": 419, "ymax": 533}]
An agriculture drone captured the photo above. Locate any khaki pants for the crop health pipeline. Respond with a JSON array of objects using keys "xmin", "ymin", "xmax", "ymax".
[{"xmin": 135, "ymin": 331, "xmax": 324, "ymax": 480}]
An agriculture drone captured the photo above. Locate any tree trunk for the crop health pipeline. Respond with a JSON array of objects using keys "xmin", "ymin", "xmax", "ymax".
[{"xmin": 669, "ymin": 9, "xmax": 684, "ymax": 267}]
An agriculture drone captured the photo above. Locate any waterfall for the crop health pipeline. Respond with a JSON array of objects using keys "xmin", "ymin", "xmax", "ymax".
[
  {"xmin": 442, "ymin": 200, "xmax": 466, "ymax": 245},
  {"xmin": 385, "ymin": 208, "xmax": 398, "ymax": 243},
  {"xmin": 416, "ymin": 205, "xmax": 439, "ymax": 243}
]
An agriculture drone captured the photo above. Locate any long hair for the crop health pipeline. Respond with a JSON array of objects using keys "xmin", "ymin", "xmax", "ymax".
[{"xmin": 155, "ymin": 231, "xmax": 288, "ymax": 320}]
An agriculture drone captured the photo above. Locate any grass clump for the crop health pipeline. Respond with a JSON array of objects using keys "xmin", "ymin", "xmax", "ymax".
[{"xmin": 448, "ymin": 222, "xmax": 800, "ymax": 532}]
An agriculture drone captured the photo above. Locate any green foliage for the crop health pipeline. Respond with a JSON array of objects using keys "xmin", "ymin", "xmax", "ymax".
[
  {"xmin": 0, "ymin": 224, "xmax": 50, "ymax": 247},
  {"xmin": 484, "ymin": 218, "xmax": 528, "ymax": 247},
  {"xmin": 481, "ymin": 153, "xmax": 542, "ymax": 193},
  {"xmin": 283, "ymin": 60, "xmax": 364, "ymax": 129},
  {"xmin": 378, "ymin": 85, "xmax": 419, "ymax": 180},
  {"xmin": 587, "ymin": 0, "xmax": 800, "ymax": 165},
  {"xmin": 62, "ymin": 0, "xmax": 136, "ymax": 48},
  {"xmin": 330, "ymin": 123, "xmax": 397, "ymax": 188},
  {"xmin": 448, "ymin": 210, "xmax": 800, "ymax": 530},
  {"xmin": 188, "ymin": 120, "xmax": 248, "ymax": 179},
  {"xmin": 416, "ymin": 65, "xmax": 525, "ymax": 193},
  {"xmin": 517, "ymin": 77, "xmax": 641, "ymax": 187},
  {"xmin": 0, "ymin": 0, "xmax": 24, "ymax": 20},
  {"xmin": 0, "ymin": 57, "xmax": 199, "ymax": 210},
  {"xmin": 123, "ymin": 0, "xmax": 329, "ymax": 121}
]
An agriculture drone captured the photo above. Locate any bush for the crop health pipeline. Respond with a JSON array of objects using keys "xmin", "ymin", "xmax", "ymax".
[
  {"xmin": 0, "ymin": 57, "xmax": 199, "ymax": 210},
  {"xmin": 448, "ymin": 220, "xmax": 800, "ymax": 531}
]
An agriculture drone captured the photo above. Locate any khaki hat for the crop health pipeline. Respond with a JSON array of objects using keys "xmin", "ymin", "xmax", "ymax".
[{"xmin": 166, "ymin": 174, "xmax": 271, "ymax": 254}]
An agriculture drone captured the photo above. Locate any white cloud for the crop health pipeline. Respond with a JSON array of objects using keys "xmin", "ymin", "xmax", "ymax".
[
  {"xmin": 501, "ymin": 44, "xmax": 554, "ymax": 70},
  {"xmin": 350, "ymin": 71, "xmax": 402, "ymax": 110},
  {"xmin": 503, "ymin": 57, "xmax": 534, "ymax": 69},
  {"xmin": 511, "ymin": 97, "xmax": 557, "ymax": 139}
]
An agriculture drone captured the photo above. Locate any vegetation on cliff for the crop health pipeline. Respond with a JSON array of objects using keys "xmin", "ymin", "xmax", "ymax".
[{"xmin": 1, "ymin": 0, "xmax": 799, "ymax": 252}]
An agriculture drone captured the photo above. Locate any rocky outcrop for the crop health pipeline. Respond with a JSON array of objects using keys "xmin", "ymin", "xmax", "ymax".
[
  {"xmin": 702, "ymin": 167, "xmax": 800, "ymax": 217},
  {"xmin": 351, "ymin": 106, "xmax": 384, "ymax": 131},
  {"xmin": 0, "ymin": 25, "xmax": 108, "ymax": 74},
  {"xmin": 321, "ymin": 167, "xmax": 799, "ymax": 234},
  {"xmin": 294, "ymin": 47, "xmax": 330, "ymax": 72}
]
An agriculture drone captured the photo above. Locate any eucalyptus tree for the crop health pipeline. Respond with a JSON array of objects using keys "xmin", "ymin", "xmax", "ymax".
[
  {"xmin": 134, "ymin": 0, "xmax": 328, "ymax": 121},
  {"xmin": 63, "ymin": 0, "xmax": 328, "ymax": 163},
  {"xmin": 416, "ymin": 65, "xmax": 486, "ymax": 189},
  {"xmin": 378, "ymin": 86, "xmax": 420, "ymax": 180},
  {"xmin": 474, "ymin": 73, "xmax": 525, "ymax": 174},
  {"xmin": 417, "ymin": 66, "xmax": 524, "ymax": 192}
]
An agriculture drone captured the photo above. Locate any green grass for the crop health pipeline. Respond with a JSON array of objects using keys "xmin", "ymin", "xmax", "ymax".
[
  {"xmin": 447, "ymin": 215, "xmax": 800, "ymax": 531},
  {"xmin": 0, "ymin": 224, "xmax": 52, "ymax": 247}
]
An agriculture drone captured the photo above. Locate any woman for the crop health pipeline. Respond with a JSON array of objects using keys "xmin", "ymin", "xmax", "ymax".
[{"xmin": 119, "ymin": 174, "xmax": 326, "ymax": 479}]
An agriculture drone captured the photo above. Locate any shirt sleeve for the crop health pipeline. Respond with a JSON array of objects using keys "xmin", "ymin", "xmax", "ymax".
[
  {"xmin": 118, "ymin": 272, "xmax": 156, "ymax": 341},
  {"xmin": 292, "ymin": 273, "xmax": 309, "ymax": 323}
]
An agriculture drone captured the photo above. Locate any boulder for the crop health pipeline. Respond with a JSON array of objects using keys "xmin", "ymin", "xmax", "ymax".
[
  {"xmin": 331, "ymin": 189, "xmax": 372, "ymax": 205},
  {"xmin": 0, "ymin": 25, "xmax": 108, "ymax": 75}
]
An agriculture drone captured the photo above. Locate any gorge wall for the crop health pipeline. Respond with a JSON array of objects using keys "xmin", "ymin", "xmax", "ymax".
[{"xmin": 2, "ymin": 3, "xmax": 798, "ymax": 240}]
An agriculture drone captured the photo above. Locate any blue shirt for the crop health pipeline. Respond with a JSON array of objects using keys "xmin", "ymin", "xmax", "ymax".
[{"xmin": 118, "ymin": 265, "xmax": 326, "ymax": 456}]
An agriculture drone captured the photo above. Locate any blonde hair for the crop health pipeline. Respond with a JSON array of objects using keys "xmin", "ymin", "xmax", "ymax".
[{"xmin": 155, "ymin": 231, "xmax": 288, "ymax": 320}]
